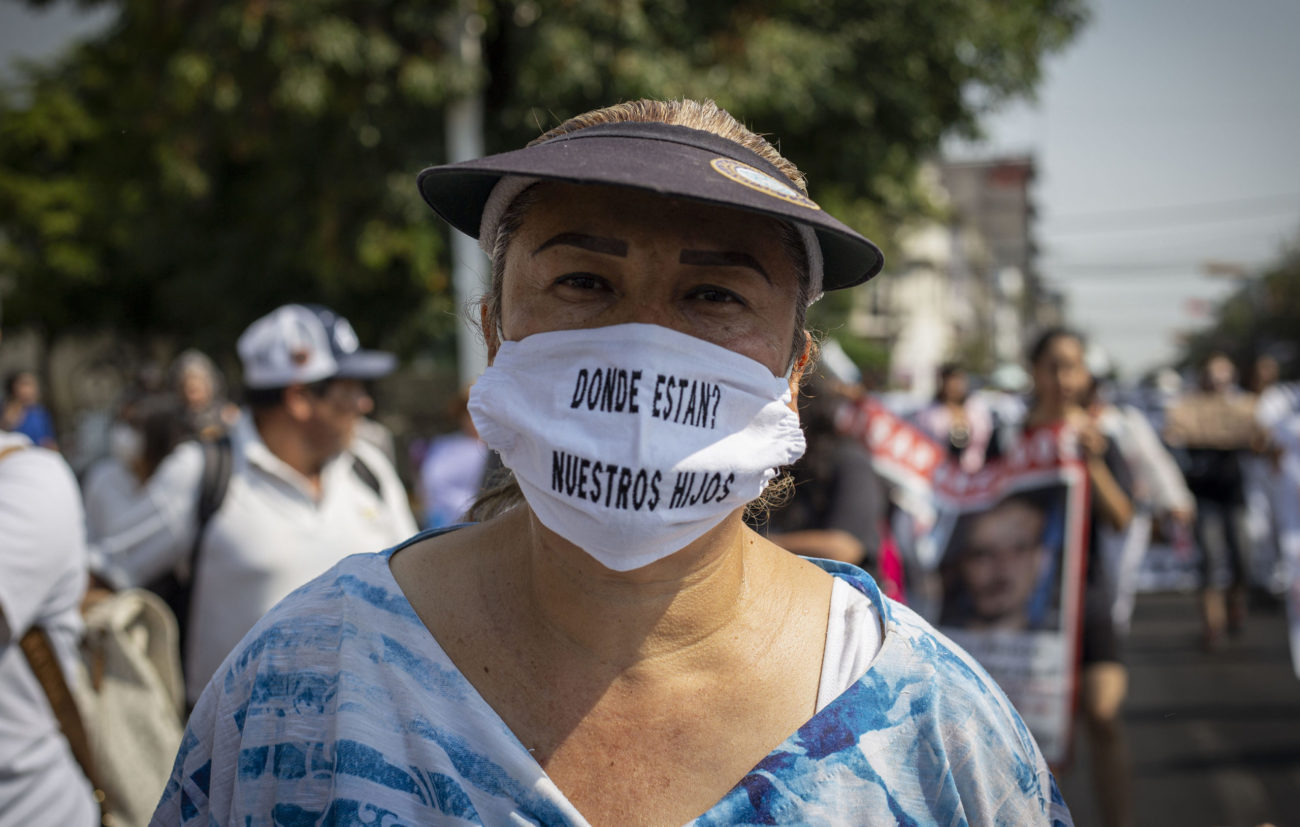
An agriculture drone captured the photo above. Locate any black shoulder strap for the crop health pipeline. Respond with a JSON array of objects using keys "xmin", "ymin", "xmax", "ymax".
[
  {"xmin": 351, "ymin": 453, "xmax": 383, "ymax": 499},
  {"xmin": 190, "ymin": 434, "xmax": 233, "ymax": 573}
]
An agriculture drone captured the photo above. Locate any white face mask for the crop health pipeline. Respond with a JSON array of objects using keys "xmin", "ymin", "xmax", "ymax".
[
  {"xmin": 469, "ymin": 323, "xmax": 806, "ymax": 571},
  {"xmin": 108, "ymin": 423, "xmax": 143, "ymax": 464}
]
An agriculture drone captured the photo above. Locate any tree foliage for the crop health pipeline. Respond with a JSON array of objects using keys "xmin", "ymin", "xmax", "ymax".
[
  {"xmin": 0, "ymin": 0, "xmax": 1086, "ymax": 359},
  {"xmin": 1180, "ymin": 241, "xmax": 1300, "ymax": 378}
]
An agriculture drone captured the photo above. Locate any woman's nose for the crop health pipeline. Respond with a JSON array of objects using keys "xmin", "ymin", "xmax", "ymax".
[{"xmin": 604, "ymin": 291, "xmax": 680, "ymax": 331}]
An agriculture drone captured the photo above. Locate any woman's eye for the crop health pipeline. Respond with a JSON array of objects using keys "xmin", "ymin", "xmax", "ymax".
[
  {"xmin": 688, "ymin": 285, "xmax": 744, "ymax": 305},
  {"xmin": 555, "ymin": 273, "xmax": 606, "ymax": 291}
]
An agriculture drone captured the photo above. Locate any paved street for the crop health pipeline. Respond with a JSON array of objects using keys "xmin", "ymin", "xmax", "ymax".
[{"xmin": 1058, "ymin": 591, "xmax": 1300, "ymax": 827}]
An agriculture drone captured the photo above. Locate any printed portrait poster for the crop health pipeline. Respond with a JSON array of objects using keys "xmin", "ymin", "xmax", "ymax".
[{"xmin": 927, "ymin": 425, "xmax": 1089, "ymax": 766}]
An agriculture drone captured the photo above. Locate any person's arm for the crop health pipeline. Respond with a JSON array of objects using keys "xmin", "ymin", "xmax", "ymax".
[
  {"xmin": 87, "ymin": 440, "xmax": 204, "ymax": 589},
  {"xmin": 1073, "ymin": 408, "xmax": 1134, "ymax": 532},
  {"xmin": 0, "ymin": 447, "xmax": 86, "ymax": 644},
  {"xmin": 1123, "ymin": 406, "xmax": 1195, "ymax": 518},
  {"xmin": 1088, "ymin": 440, "xmax": 1134, "ymax": 532}
]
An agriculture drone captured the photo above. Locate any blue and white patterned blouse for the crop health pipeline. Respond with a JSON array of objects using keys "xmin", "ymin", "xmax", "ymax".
[{"xmin": 152, "ymin": 534, "xmax": 1072, "ymax": 826}]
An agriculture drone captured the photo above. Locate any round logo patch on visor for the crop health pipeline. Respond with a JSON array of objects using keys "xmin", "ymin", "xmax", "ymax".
[{"xmin": 709, "ymin": 158, "xmax": 821, "ymax": 211}]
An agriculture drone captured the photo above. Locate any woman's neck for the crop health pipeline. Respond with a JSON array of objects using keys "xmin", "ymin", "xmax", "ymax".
[
  {"xmin": 1027, "ymin": 398, "xmax": 1068, "ymax": 427},
  {"xmin": 503, "ymin": 507, "xmax": 761, "ymax": 670}
]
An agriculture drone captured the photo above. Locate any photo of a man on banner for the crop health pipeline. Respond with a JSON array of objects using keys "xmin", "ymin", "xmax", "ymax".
[
  {"xmin": 940, "ymin": 486, "xmax": 1068, "ymax": 633},
  {"xmin": 929, "ymin": 426, "xmax": 1090, "ymax": 766}
]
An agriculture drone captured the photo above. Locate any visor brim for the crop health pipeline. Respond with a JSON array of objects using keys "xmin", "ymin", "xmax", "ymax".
[{"xmin": 417, "ymin": 123, "xmax": 884, "ymax": 291}]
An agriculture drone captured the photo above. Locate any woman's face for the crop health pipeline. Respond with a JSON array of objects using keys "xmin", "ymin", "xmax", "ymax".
[
  {"xmin": 1032, "ymin": 335, "xmax": 1090, "ymax": 409},
  {"xmin": 494, "ymin": 182, "xmax": 804, "ymax": 376}
]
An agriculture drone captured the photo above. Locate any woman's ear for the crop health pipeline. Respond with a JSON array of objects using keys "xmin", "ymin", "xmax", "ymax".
[
  {"xmin": 481, "ymin": 301, "xmax": 500, "ymax": 364},
  {"xmin": 787, "ymin": 332, "xmax": 813, "ymax": 414}
]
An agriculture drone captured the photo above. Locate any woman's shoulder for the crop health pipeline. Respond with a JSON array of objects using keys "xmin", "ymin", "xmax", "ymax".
[
  {"xmin": 806, "ymin": 562, "xmax": 1065, "ymax": 823},
  {"xmin": 827, "ymin": 564, "xmax": 1023, "ymax": 711},
  {"xmin": 201, "ymin": 550, "xmax": 419, "ymax": 695},
  {"xmin": 156, "ymin": 546, "xmax": 457, "ymax": 823}
]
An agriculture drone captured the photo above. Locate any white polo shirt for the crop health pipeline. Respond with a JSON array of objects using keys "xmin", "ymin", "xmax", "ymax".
[{"xmin": 90, "ymin": 414, "xmax": 418, "ymax": 704}]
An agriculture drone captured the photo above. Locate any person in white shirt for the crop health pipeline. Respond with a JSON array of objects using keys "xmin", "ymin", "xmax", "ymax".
[
  {"xmin": 0, "ymin": 430, "xmax": 99, "ymax": 827},
  {"xmin": 90, "ymin": 304, "xmax": 418, "ymax": 704},
  {"xmin": 82, "ymin": 391, "xmax": 190, "ymax": 542}
]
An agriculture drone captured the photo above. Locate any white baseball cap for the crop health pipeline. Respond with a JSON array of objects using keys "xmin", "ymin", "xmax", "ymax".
[{"xmin": 237, "ymin": 304, "xmax": 396, "ymax": 389}]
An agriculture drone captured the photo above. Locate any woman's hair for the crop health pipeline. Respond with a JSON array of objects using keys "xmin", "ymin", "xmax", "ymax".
[
  {"xmin": 934, "ymin": 362, "xmax": 966, "ymax": 403},
  {"xmin": 128, "ymin": 393, "xmax": 189, "ymax": 481},
  {"xmin": 1027, "ymin": 327, "xmax": 1085, "ymax": 368},
  {"xmin": 468, "ymin": 99, "xmax": 817, "ymax": 524},
  {"xmin": 3, "ymin": 370, "xmax": 33, "ymax": 398},
  {"xmin": 170, "ymin": 348, "xmax": 225, "ymax": 401}
]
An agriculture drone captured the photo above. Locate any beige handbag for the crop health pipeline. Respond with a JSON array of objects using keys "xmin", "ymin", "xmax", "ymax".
[
  {"xmin": 22, "ymin": 588, "xmax": 185, "ymax": 827},
  {"xmin": 75, "ymin": 588, "xmax": 186, "ymax": 826}
]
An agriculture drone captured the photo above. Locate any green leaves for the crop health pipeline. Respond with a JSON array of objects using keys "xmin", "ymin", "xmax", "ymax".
[{"xmin": 0, "ymin": 0, "xmax": 1085, "ymax": 366}]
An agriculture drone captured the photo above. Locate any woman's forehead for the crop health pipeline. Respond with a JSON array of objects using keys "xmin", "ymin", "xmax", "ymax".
[{"xmin": 516, "ymin": 181, "xmax": 791, "ymax": 247}]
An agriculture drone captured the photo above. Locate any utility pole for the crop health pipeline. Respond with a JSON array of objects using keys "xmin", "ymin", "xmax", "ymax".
[{"xmin": 446, "ymin": 0, "xmax": 489, "ymax": 386}]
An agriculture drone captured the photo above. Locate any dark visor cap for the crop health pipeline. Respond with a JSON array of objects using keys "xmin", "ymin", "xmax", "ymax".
[{"xmin": 416, "ymin": 121, "xmax": 884, "ymax": 292}]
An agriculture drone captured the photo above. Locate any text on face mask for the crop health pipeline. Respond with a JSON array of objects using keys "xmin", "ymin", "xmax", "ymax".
[
  {"xmin": 568, "ymin": 366, "xmax": 723, "ymax": 430},
  {"xmin": 551, "ymin": 450, "xmax": 735, "ymax": 512}
]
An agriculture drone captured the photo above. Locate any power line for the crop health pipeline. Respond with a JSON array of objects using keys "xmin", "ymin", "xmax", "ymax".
[
  {"xmin": 1041, "ymin": 202, "xmax": 1300, "ymax": 236},
  {"xmin": 1044, "ymin": 261, "xmax": 1207, "ymax": 273},
  {"xmin": 1042, "ymin": 192, "xmax": 1300, "ymax": 226}
]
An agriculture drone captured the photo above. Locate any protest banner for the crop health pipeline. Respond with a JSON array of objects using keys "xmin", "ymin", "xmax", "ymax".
[
  {"xmin": 1163, "ymin": 393, "xmax": 1259, "ymax": 450},
  {"xmin": 843, "ymin": 400, "xmax": 1090, "ymax": 761},
  {"xmin": 926, "ymin": 424, "xmax": 1089, "ymax": 766}
]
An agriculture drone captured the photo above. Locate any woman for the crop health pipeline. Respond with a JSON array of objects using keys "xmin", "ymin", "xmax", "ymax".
[
  {"xmin": 154, "ymin": 100, "xmax": 1069, "ymax": 825},
  {"xmin": 913, "ymin": 362, "xmax": 993, "ymax": 473},
  {"xmin": 82, "ymin": 391, "xmax": 190, "ymax": 541},
  {"xmin": 169, "ymin": 349, "xmax": 240, "ymax": 440},
  {"xmin": 1015, "ymin": 328, "xmax": 1134, "ymax": 827},
  {"xmin": 1, "ymin": 369, "xmax": 57, "ymax": 449}
]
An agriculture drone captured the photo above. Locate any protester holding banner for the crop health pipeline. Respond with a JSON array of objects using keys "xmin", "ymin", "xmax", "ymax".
[
  {"xmin": 913, "ymin": 362, "xmax": 994, "ymax": 473},
  {"xmin": 1017, "ymin": 327, "xmax": 1135, "ymax": 827},
  {"xmin": 154, "ymin": 99, "xmax": 1071, "ymax": 825}
]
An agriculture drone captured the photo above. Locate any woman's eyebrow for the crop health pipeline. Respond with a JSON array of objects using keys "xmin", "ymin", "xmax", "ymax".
[
  {"xmin": 679, "ymin": 249, "xmax": 770, "ymax": 282},
  {"xmin": 532, "ymin": 232, "xmax": 628, "ymax": 257}
]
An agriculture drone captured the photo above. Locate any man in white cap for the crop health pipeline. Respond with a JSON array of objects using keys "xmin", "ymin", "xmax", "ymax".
[{"xmin": 90, "ymin": 304, "xmax": 417, "ymax": 704}]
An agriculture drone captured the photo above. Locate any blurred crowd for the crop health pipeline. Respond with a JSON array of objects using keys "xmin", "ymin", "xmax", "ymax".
[{"xmin": 3, "ymin": 302, "xmax": 1299, "ymax": 826}]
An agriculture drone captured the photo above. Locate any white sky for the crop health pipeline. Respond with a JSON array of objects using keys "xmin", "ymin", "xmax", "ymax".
[
  {"xmin": 5, "ymin": 0, "xmax": 1300, "ymax": 378},
  {"xmin": 950, "ymin": 0, "xmax": 1300, "ymax": 376}
]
